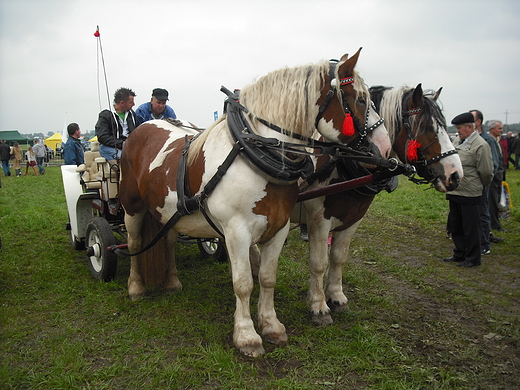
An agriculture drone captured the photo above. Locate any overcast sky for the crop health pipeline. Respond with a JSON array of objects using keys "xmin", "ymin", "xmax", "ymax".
[{"xmin": 1, "ymin": 0, "xmax": 519, "ymax": 137}]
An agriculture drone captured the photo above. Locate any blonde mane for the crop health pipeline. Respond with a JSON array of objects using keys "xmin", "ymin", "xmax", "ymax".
[
  {"xmin": 188, "ymin": 59, "xmax": 368, "ymax": 165},
  {"xmin": 378, "ymin": 86, "xmax": 407, "ymax": 143}
]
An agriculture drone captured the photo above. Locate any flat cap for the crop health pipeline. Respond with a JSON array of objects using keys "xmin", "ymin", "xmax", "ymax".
[
  {"xmin": 451, "ymin": 112, "xmax": 474, "ymax": 125},
  {"xmin": 152, "ymin": 88, "xmax": 169, "ymax": 101}
]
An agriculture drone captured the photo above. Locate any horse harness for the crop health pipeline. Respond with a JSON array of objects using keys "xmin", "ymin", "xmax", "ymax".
[
  {"xmin": 401, "ymin": 96, "xmax": 459, "ymax": 185},
  {"xmin": 112, "ymin": 75, "xmax": 396, "ymax": 256}
]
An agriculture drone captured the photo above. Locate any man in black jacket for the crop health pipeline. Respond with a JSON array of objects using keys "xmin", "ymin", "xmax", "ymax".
[
  {"xmin": 0, "ymin": 139, "xmax": 11, "ymax": 176},
  {"xmin": 95, "ymin": 87, "xmax": 137, "ymax": 162}
]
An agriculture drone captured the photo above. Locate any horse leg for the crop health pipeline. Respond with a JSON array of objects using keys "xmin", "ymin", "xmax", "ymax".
[
  {"xmin": 307, "ymin": 216, "xmax": 334, "ymax": 325},
  {"xmin": 325, "ymin": 220, "xmax": 362, "ymax": 312},
  {"xmin": 249, "ymin": 244, "xmax": 261, "ymax": 281},
  {"xmin": 226, "ymin": 232, "xmax": 264, "ymax": 357},
  {"xmin": 125, "ymin": 211, "xmax": 147, "ymax": 300},
  {"xmin": 164, "ymin": 230, "xmax": 182, "ymax": 294},
  {"xmin": 257, "ymin": 222, "xmax": 288, "ymax": 346}
]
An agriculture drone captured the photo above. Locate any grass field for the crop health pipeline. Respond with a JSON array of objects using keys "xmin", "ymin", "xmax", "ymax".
[{"xmin": 0, "ymin": 166, "xmax": 519, "ymax": 389}]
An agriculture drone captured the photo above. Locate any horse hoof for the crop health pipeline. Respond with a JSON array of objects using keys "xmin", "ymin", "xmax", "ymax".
[
  {"xmin": 310, "ymin": 312, "xmax": 334, "ymax": 325},
  {"xmin": 164, "ymin": 283, "xmax": 183, "ymax": 294},
  {"xmin": 239, "ymin": 344, "xmax": 266, "ymax": 358},
  {"xmin": 128, "ymin": 292, "xmax": 145, "ymax": 301},
  {"xmin": 264, "ymin": 332, "xmax": 288, "ymax": 346},
  {"xmin": 327, "ymin": 298, "xmax": 349, "ymax": 313}
]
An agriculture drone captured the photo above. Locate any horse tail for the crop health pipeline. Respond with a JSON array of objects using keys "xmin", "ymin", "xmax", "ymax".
[{"xmin": 137, "ymin": 211, "xmax": 169, "ymax": 288}]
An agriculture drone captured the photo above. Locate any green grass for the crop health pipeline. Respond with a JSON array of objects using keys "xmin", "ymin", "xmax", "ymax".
[{"xmin": 0, "ymin": 167, "xmax": 519, "ymax": 389}]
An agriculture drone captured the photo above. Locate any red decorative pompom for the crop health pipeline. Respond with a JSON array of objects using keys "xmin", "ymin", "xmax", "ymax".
[
  {"xmin": 94, "ymin": 30, "xmax": 100, "ymax": 37},
  {"xmin": 407, "ymin": 140, "xmax": 421, "ymax": 162},
  {"xmin": 342, "ymin": 113, "xmax": 355, "ymax": 136}
]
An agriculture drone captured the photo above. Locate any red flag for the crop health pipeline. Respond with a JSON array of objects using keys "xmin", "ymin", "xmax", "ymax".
[{"xmin": 94, "ymin": 29, "xmax": 100, "ymax": 37}]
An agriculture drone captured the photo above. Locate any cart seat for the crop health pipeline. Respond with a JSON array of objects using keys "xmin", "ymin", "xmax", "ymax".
[
  {"xmin": 94, "ymin": 157, "xmax": 119, "ymax": 199},
  {"xmin": 77, "ymin": 142, "xmax": 102, "ymax": 190}
]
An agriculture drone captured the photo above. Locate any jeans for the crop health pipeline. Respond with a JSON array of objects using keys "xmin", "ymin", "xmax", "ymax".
[
  {"xmin": 1, "ymin": 160, "xmax": 10, "ymax": 176},
  {"xmin": 36, "ymin": 157, "xmax": 45, "ymax": 174},
  {"xmin": 99, "ymin": 144, "xmax": 122, "ymax": 161}
]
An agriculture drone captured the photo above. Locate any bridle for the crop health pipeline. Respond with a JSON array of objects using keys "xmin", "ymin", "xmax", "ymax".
[
  {"xmin": 402, "ymin": 105, "xmax": 458, "ymax": 167},
  {"xmin": 315, "ymin": 60, "xmax": 385, "ymax": 151}
]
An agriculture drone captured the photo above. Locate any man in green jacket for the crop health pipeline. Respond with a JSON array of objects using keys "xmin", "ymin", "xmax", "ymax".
[{"xmin": 443, "ymin": 112, "xmax": 493, "ymax": 267}]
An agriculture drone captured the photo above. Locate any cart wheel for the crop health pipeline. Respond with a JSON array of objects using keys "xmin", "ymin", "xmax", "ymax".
[
  {"xmin": 85, "ymin": 217, "xmax": 117, "ymax": 281},
  {"xmin": 70, "ymin": 229, "xmax": 85, "ymax": 250},
  {"xmin": 197, "ymin": 238, "xmax": 227, "ymax": 263}
]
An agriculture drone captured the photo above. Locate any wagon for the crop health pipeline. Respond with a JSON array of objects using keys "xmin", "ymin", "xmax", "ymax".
[{"xmin": 61, "ymin": 141, "xmax": 226, "ymax": 282}]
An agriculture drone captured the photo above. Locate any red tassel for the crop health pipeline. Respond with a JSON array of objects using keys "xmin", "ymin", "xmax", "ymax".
[
  {"xmin": 342, "ymin": 113, "xmax": 355, "ymax": 136},
  {"xmin": 94, "ymin": 30, "xmax": 100, "ymax": 37},
  {"xmin": 407, "ymin": 140, "xmax": 421, "ymax": 162}
]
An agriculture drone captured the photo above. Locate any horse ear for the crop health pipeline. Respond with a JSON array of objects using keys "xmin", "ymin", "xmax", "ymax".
[
  {"xmin": 338, "ymin": 48, "xmax": 362, "ymax": 76},
  {"xmin": 433, "ymin": 87, "xmax": 443, "ymax": 101},
  {"xmin": 411, "ymin": 83, "xmax": 423, "ymax": 108}
]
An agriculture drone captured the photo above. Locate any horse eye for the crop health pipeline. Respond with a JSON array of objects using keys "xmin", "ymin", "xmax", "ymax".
[{"xmin": 357, "ymin": 98, "xmax": 366, "ymax": 105}]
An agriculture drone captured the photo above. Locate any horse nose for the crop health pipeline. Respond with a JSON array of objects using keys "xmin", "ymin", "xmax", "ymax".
[
  {"xmin": 369, "ymin": 141, "xmax": 384, "ymax": 159},
  {"xmin": 447, "ymin": 171, "xmax": 461, "ymax": 191}
]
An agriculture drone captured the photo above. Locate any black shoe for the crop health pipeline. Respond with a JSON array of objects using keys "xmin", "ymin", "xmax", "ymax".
[
  {"xmin": 495, "ymin": 227, "xmax": 508, "ymax": 233},
  {"xmin": 443, "ymin": 256, "xmax": 464, "ymax": 262},
  {"xmin": 489, "ymin": 233, "xmax": 504, "ymax": 243},
  {"xmin": 481, "ymin": 248, "xmax": 491, "ymax": 255},
  {"xmin": 446, "ymin": 232, "xmax": 452, "ymax": 239},
  {"xmin": 456, "ymin": 261, "xmax": 480, "ymax": 268}
]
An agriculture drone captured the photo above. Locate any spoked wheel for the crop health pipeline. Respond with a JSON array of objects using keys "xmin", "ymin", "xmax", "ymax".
[
  {"xmin": 197, "ymin": 238, "xmax": 227, "ymax": 263},
  {"xmin": 85, "ymin": 217, "xmax": 117, "ymax": 281}
]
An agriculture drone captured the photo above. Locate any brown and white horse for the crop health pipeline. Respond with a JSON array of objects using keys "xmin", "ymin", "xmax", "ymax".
[
  {"xmin": 118, "ymin": 49, "xmax": 391, "ymax": 357},
  {"xmin": 303, "ymin": 84, "xmax": 463, "ymax": 325}
]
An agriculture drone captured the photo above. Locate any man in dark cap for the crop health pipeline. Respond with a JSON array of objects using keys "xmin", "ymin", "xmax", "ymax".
[
  {"xmin": 443, "ymin": 112, "xmax": 493, "ymax": 267},
  {"xmin": 135, "ymin": 88, "xmax": 177, "ymax": 125}
]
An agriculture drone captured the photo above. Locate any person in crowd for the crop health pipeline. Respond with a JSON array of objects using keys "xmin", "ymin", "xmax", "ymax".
[
  {"xmin": 95, "ymin": 87, "xmax": 138, "ymax": 162},
  {"xmin": 512, "ymin": 132, "xmax": 520, "ymax": 170},
  {"xmin": 63, "ymin": 123, "xmax": 85, "ymax": 166},
  {"xmin": 32, "ymin": 138, "xmax": 46, "ymax": 175},
  {"xmin": 468, "ymin": 110, "xmax": 496, "ymax": 253},
  {"xmin": 11, "ymin": 142, "xmax": 23, "ymax": 177},
  {"xmin": 135, "ymin": 88, "xmax": 177, "ymax": 125},
  {"xmin": 443, "ymin": 112, "xmax": 493, "ymax": 268},
  {"xmin": 487, "ymin": 120, "xmax": 506, "ymax": 235},
  {"xmin": 0, "ymin": 139, "xmax": 11, "ymax": 176},
  {"xmin": 506, "ymin": 131, "xmax": 516, "ymax": 168},
  {"xmin": 24, "ymin": 146, "xmax": 38, "ymax": 176}
]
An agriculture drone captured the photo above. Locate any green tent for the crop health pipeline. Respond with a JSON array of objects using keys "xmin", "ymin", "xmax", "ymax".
[{"xmin": 0, "ymin": 130, "xmax": 30, "ymax": 145}]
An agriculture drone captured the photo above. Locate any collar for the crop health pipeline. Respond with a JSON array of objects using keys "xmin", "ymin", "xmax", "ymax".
[{"xmin": 456, "ymin": 130, "xmax": 479, "ymax": 150}]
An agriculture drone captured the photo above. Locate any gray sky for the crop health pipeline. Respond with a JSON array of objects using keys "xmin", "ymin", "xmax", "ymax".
[{"xmin": 1, "ymin": 0, "xmax": 519, "ymax": 136}]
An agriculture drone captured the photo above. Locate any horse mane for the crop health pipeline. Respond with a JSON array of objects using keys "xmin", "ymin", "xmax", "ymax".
[
  {"xmin": 188, "ymin": 59, "xmax": 369, "ymax": 165},
  {"xmin": 240, "ymin": 59, "xmax": 369, "ymax": 138},
  {"xmin": 370, "ymin": 85, "xmax": 447, "ymax": 143}
]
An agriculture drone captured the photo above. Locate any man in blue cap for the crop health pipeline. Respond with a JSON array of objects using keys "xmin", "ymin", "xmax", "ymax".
[
  {"xmin": 443, "ymin": 112, "xmax": 493, "ymax": 267},
  {"xmin": 135, "ymin": 88, "xmax": 177, "ymax": 125}
]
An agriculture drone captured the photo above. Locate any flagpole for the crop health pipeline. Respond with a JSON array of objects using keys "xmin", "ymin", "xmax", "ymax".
[{"xmin": 94, "ymin": 26, "xmax": 111, "ymax": 111}]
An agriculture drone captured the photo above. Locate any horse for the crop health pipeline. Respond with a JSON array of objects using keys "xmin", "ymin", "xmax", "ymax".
[
  {"xmin": 118, "ymin": 49, "xmax": 392, "ymax": 357},
  {"xmin": 302, "ymin": 83, "xmax": 463, "ymax": 325}
]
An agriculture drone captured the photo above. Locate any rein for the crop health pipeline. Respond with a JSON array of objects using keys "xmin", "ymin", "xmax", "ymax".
[
  {"xmin": 110, "ymin": 80, "xmax": 395, "ymax": 257},
  {"xmin": 221, "ymin": 86, "xmax": 395, "ymax": 175}
]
